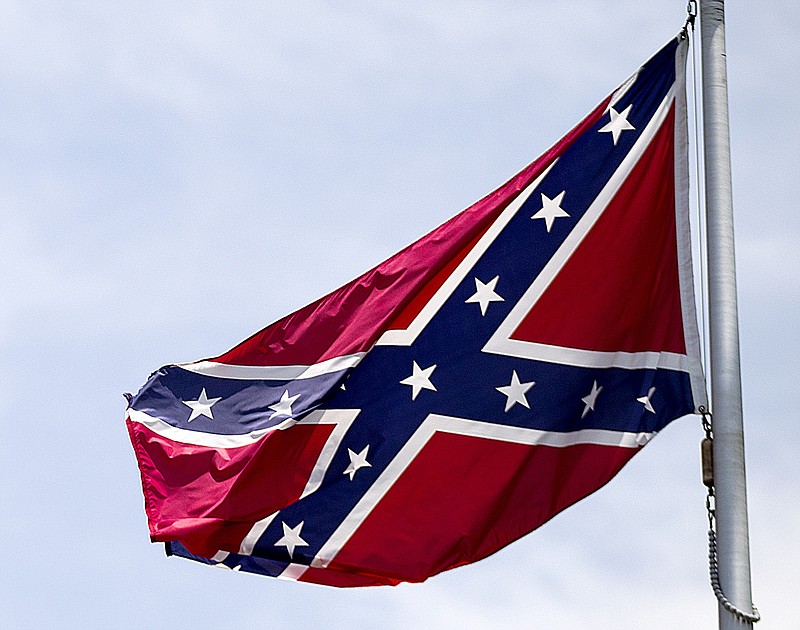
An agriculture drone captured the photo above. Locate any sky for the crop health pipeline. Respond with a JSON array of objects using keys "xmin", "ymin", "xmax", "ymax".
[{"xmin": 2, "ymin": 1, "xmax": 798, "ymax": 628}]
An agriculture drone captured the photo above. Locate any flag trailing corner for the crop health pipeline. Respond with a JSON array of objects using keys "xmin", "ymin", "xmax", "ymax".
[{"xmin": 126, "ymin": 34, "xmax": 706, "ymax": 587}]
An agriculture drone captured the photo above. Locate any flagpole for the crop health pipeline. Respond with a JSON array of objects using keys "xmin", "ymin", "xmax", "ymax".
[{"xmin": 698, "ymin": 1, "xmax": 756, "ymax": 628}]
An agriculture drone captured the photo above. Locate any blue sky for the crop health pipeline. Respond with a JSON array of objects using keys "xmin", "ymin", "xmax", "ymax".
[{"xmin": 2, "ymin": 2, "xmax": 797, "ymax": 628}]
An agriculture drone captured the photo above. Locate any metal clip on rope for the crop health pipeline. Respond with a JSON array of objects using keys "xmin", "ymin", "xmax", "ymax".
[
  {"xmin": 700, "ymin": 408, "xmax": 761, "ymax": 623},
  {"xmin": 681, "ymin": 1, "xmax": 697, "ymax": 39}
]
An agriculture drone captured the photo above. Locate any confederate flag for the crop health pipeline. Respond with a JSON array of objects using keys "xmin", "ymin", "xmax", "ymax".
[{"xmin": 126, "ymin": 35, "xmax": 705, "ymax": 587}]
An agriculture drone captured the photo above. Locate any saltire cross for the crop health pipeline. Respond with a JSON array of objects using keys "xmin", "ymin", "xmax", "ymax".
[{"xmin": 126, "ymin": 35, "xmax": 706, "ymax": 587}]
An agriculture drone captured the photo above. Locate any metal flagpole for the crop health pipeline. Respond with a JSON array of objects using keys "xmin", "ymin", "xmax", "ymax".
[{"xmin": 698, "ymin": 1, "xmax": 757, "ymax": 628}]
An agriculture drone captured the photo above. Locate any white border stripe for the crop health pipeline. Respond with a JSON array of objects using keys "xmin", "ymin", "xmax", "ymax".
[
  {"xmin": 299, "ymin": 413, "xmax": 651, "ymax": 575},
  {"xmin": 483, "ymin": 342, "xmax": 690, "ymax": 371},
  {"xmin": 672, "ymin": 38, "xmax": 708, "ymax": 408},
  {"xmin": 127, "ymin": 407, "xmax": 282, "ymax": 448},
  {"xmin": 608, "ymin": 69, "xmax": 639, "ymax": 109},
  {"xmin": 127, "ymin": 407, "xmax": 359, "ymax": 450},
  {"xmin": 278, "ymin": 563, "xmax": 310, "ymax": 581},
  {"xmin": 299, "ymin": 409, "xmax": 361, "ymax": 499},
  {"xmin": 239, "ymin": 512, "xmax": 278, "ymax": 555},
  {"xmin": 375, "ymin": 162, "xmax": 557, "ymax": 347},
  {"xmin": 177, "ymin": 353, "xmax": 366, "ymax": 380}
]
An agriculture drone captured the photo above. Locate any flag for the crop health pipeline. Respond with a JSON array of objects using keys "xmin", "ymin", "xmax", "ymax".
[{"xmin": 126, "ymin": 35, "xmax": 706, "ymax": 587}]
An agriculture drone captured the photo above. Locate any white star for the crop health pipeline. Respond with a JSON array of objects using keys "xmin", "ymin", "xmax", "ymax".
[
  {"xmin": 599, "ymin": 104, "xmax": 635, "ymax": 145},
  {"xmin": 637, "ymin": 386, "xmax": 657, "ymax": 414},
  {"xmin": 182, "ymin": 388, "xmax": 222, "ymax": 422},
  {"xmin": 465, "ymin": 275, "xmax": 505, "ymax": 315},
  {"xmin": 496, "ymin": 370, "xmax": 536, "ymax": 412},
  {"xmin": 400, "ymin": 361, "xmax": 437, "ymax": 400},
  {"xmin": 531, "ymin": 191, "xmax": 569, "ymax": 232},
  {"xmin": 581, "ymin": 380, "xmax": 603, "ymax": 418},
  {"xmin": 343, "ymin": 445, "xmax": 372, "ymax": 481},
  {"xmin": 274, "ymin": 521, "xmax": 308, "ymax": 559},
  {"xmin": 268, "ymin": 390, "xmax": 301, "ymax": 420}
]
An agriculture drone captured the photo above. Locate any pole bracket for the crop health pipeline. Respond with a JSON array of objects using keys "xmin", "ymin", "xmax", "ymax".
[
  {"xmin": 681, "ymin": 1, "xmax": 697, "ymax": 39},
  {"xmin": 700, "ymin": 409, "xmax": 761, "ymax": 623}
]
